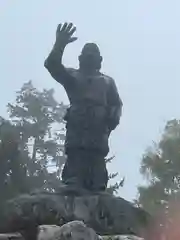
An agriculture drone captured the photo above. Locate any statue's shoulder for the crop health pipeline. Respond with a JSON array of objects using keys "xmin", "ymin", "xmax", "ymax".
[
  {"xmin": 66, "ymin": 68, "xmax": 79, "ymax": 78},
  {"xmin": 100, "ymin": 73, "xmax": 115, "ymax": 85}
]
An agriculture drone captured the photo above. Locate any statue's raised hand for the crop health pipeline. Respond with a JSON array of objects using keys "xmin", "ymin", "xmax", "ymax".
[{"xmin": 55, "ymin": 23, "xmax": 77, "ymax": 47}]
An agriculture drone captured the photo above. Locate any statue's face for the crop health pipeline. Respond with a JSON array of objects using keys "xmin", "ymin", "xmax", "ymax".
[{"xmin": 79, "ymin": 43, "xmax": 102, "ymax": 71}]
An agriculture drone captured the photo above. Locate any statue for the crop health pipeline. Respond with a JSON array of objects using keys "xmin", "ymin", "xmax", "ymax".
[{"xmin": 44, "ymin": 23, "xmax": 123, "ymax": 192}]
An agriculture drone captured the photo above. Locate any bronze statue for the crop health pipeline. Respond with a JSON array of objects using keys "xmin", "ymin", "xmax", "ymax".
[{"xmin": 44, "ymin": 23, "xmax": 123, "ymax": 192}]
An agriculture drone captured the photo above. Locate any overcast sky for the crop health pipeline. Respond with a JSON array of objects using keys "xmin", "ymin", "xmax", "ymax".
[{"xmin": 0, "ymin": 0, "xmax": 180, "ymax": 201}]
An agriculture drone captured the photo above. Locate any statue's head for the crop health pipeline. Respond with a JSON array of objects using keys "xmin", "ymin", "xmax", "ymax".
[{"xmin": 79, "ymin": 43, "xmax": 102, "ymax": 72}]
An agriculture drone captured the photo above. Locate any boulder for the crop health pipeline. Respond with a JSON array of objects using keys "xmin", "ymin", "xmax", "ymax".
[{"xmin": 0, "ymin": 191, "xmax": 150, "ymax": 237}]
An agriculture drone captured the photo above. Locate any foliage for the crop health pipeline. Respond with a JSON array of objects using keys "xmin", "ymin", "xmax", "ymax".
[
  {"xmin": 138, "ymin": 119, "xmax": 180, "ymax": 229},
  {"xmin": 7, "ymin": 81, "xmax": 67, "ymax": 171},
  {"xmin": 106, "ymin": 156, "xmax": 125, "ymax": 195},
  {"xmin": 0, "ymin": 81, "xmax": 67, "ymax": 204}
]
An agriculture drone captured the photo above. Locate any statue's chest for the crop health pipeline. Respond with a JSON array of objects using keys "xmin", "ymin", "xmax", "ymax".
[{"xmin": 75, "ymin": 73, "xmax": 107, "ymax": 96}]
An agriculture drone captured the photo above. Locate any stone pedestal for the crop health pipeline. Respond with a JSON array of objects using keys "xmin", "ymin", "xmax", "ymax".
[
  {"xmin": 0, "ymin": 190, "xmax": 150, "ymax": 238},
  {"xmin": 0, "ymin": 223, "xmax": 144, "ymax": 240}
]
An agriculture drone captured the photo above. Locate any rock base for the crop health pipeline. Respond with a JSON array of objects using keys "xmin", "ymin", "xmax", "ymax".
[
  {"xmin": 0, "ymin": 190, "xmax": 150, "ymax": 238},
  {"xmin": 0, "ymin": 224, "xmax": 144, "ymax": 240}
]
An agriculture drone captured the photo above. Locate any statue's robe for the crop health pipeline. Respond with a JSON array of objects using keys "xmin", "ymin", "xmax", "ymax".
[{"xmin": 44, "ymin": 55, "xmax": 123, "ymax": 191}]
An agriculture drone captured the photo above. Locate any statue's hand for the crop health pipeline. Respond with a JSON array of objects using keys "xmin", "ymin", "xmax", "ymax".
[{"xmin": 55, "ymin": 22, "xmax": 77, "ymax": 47}]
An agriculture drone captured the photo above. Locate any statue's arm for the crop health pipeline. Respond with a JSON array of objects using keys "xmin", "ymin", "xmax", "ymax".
[
  {"xmin": 107, "ymin": 78, "xmax": 123, "ymax": 130},
  {"xmin": 44, "ymin": 44, "xmax": 74, "ymax": 88}
]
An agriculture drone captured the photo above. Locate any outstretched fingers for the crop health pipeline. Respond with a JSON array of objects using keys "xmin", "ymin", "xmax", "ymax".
[
  {"xmin": 61, "ymin": 22, "xmax": 68, "ymax": 31},
  {"xmin": 69, "ymin": 26, "xmax": 76, "ymax": 36},
  {"xmin": 56, "ymin": 23, "xmax": 62, "ymax": 34},
  {"xmin": 56, "ymin": 22, "xmax": 77, "ymax": 43},
  {"xmin": 66, "ymin": 23, "xmax": 73, "ymax": 32},
  {"xmin": 65, "ymin": 23, "xmax": 76, "ymax": 37},
  {"xmin": 59, "ymin": 22, "xmax": 76, "ymax": 35}
]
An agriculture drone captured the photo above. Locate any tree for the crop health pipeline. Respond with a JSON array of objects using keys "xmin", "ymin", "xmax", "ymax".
[
  {"xmin": 138, "ymin": 119, "xmax": 180, "ymax": 234},
  {"xmin": 106, "ymin": 156, "xmax": 125, "ymax": 195},
  {"xmin": 7, "ymin": 81, "xmax": 67, "ymax": 178},
  {"xmin": 0, "ymin": 119, "xmax": 27, "ymax": 202},
  {"xmin": 0, "ymin": 81, "xmax": 68, "ymax": 202},
  {"xmin": 0, "ymin": 118, "xmax": 53, "ymax": 200}
]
